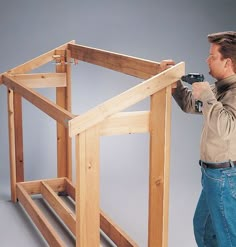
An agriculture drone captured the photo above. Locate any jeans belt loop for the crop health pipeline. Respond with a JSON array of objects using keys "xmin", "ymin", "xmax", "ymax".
[{"xmin": 230, "ymin": 159, "xmax": 235, "ymax": 167}]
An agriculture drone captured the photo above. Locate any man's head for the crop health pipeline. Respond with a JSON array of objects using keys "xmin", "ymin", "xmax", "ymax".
[{"xmin": 207, "ymin": 31, "xmax": 236, "ymax": 80}]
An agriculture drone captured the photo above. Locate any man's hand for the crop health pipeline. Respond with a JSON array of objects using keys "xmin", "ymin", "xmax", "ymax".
[
  {"xmin": 160, "ymin": 59, "xmax": 175, "ymax": 71},
  {"xmin": 160, "ymin": 60, "xmax": 177, "ymax": 92},
  {"xmin": 192, "ymin": 82, "xmax": 211, "ymax": 99}
]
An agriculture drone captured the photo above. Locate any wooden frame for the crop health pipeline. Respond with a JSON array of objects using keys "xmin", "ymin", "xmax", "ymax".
[{"xmin": 1, "ymin": 41, "xmax": 185, "ymax": 246}]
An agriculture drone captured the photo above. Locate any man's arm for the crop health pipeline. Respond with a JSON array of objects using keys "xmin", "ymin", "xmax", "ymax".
[
  {"xmin": 160, "ymin": 60, "xmax": 198, "ymax": 114},
  {"xmin": 194, "ymin": 82, "xmax": 236, "ymax": 139}
]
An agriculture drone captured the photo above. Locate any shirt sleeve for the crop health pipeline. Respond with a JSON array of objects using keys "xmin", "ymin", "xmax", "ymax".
[
  {"xmin": 199, "ymin": 88, "xmax": 236, "ymax": 140},
  {"xmin": 172, "ymin": 80, "xmax": 200, "ymax": 114}
]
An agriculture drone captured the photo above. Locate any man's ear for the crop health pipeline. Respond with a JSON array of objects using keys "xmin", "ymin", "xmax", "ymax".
[
  {"xmin": 225, "ymin": 58, "xmax": 235, "ymax": 73},
  {"xmin": 226, "ymin": 58, "xmax": 233, "ymax": 68}
]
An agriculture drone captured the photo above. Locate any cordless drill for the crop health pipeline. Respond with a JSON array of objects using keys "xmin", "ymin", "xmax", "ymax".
[{"xmin": 181, "ymin": 73, "xmax": 205, "ymax": 112}]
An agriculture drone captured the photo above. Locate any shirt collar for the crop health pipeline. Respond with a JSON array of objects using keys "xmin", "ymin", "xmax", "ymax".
[{"xmin": 215, "ymin": 74, "xmax": 236, "ymax": 92}]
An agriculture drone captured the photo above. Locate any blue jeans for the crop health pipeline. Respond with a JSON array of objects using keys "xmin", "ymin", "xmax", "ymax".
[{"xmin": 193, "ymin": 167, "xmax": 236, "ymax": 247}]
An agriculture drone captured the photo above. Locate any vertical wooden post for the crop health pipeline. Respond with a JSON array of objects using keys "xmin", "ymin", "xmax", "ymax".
[
  {"xmin": 75, "ymin": 126, "xmax": 100, "ymax": 247},
  {"xmin": 14, "ymin": 92, "xmax": 24, "ymax": 183},
  {"xmin": 56, "ymin": 49, "xmax": 72, "ymax": 179},
  {"xmin": 7, "ymin": 89, "xmax": 24, "ymax": 201},
  {"xmin": 8, "ymin": 89, "xmax": 17, "ymax": 202},
  {"xmin": 148, "ymin": 86, "xmax": 172, "ymax": 247},
  {"xmin": 13, "ymin": 92, "xmax": 24, "ymax": 182}
]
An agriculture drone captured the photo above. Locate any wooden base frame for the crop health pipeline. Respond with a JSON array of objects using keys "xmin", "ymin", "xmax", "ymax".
[
  {"xmin": 16, "ymin": 178, "xmax": 137, "ymax": 246},
  {"xmin": 1, "ymin": 41, "xmax": 185, "ymax": 247}
]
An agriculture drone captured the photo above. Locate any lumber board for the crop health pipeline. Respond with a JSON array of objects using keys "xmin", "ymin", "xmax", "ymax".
[
  {"xmin": 75, "ymin": 127, "xmax": 100, "ymax": 247},
  {"xmin": 56, "ymin": 49, "xmax": 72, "ymax": 179},
  {"xmin": 69, "ymin": 62, "xmax": 185, "ymax": 137},
  {"xmin": 11, "ymin": 73, "xmax": 67, "ymax": 88},
  {"xmin": 16, "ymin": 183, "xmax": 65, "ymax": 247},
  {"xmin": 148, "ymin": 86, "xmax": 172, "ymax": 247},
  {"xmin": 65, "ymin": 49, "xmax": 72, "ymax": 113},
  {"xmin": 64, "ymin": 178, "xmax": 138, "ymax": 247},
  {"xmin": 68, "ymin": 44, "xmax": 161, "ymax": 79},
  {"xmin": 7, "ymin": 89, "xmax": 17, "ymax": 202},
  {"xmin": 41, "ymin": 181, "xmax": 76, "ymax": 234},
  {"xmin": 64, "ymin": 49, "xmax": 73, "ymax": 180},
  {"xmin": 45, "ymin": 177, "xmax": 67, "ymax": 192},
  {"xmin": 8, "ymin": 40, "xmax": 75, "ymax": 74},
  {"xmin": 99, "ymin": 111, "xmax": 149, "ymax": 136},
  {"xmin": 65, "ymin": 178, "xmax": 76, "ymax": 199},
  {"xmin": 100, "ymin": 212, "xmax": 138, "ymax": 247},
  {"xmin": 19, "ymin": 178, "xmax": 66, "ymax": 195},
  {"xmin": 3, "ymin": 74, "xmax": 75, "ymax": 128},
  {"xmin": 13, "ymin": 92, "xmax": 24, "ymax": 183}
]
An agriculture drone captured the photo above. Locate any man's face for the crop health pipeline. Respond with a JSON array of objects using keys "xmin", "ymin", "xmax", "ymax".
[{"xmin": 207, "ymin": 43, "xmax": 227, "ymax": 80}]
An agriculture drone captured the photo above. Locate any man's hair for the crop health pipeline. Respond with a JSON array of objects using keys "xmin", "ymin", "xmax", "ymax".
[{"xmin": 208, "ymin": 31, "xmax": 236, "ymax": 72}]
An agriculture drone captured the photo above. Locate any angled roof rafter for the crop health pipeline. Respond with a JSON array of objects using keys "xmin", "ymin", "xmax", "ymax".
[
  {"xmin": 3, "ymin": 74, "xmax": 75, "ymax": 127},
  {"xmin": 68, "ymin": 62, "xmax": 184, "ymax": 136},
  {"xmin": 9, "ymin": 40, "xmax": 75, "ymax": 74},
  {"xmin": 0, "ymin": 40, "xmax": 75, "ymax": 85}
]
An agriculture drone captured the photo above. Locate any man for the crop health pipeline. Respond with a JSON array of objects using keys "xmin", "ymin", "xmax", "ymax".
[{"xmin": 161, "ymin": 31, "xmax": 236, "ymax": 246}]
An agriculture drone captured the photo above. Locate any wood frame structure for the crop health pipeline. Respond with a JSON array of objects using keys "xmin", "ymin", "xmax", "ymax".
[{"xmin": 1, "ymin": 41, "xmax": 185, "ymax": 247}]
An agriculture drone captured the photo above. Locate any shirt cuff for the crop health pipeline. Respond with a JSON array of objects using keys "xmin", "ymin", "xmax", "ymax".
[
  {"xmin": 199, "ymin": 88, "xmax": 217, "ymax": 113},
  {"xmin": 199, "ymin": 88, "xmax": 216, "ymax": 103}
]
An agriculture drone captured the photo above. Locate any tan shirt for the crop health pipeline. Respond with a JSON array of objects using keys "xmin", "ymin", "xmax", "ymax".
[{"xmin": 173, "ymin": 74, "xmax": 236, "ymax": 162}]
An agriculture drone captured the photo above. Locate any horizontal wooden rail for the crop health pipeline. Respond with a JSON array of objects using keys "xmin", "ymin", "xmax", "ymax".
[
  {"xmin": 11, "ymin": 73, "xmax": 67, "ymax": 88},
  {"xmin": 18, "ymin": 178, "xmax": 66, "ymax": 195},
  {"xmin": 3, "ymin": 74, "xmax": 75, "ymax": 128},
  {"xmin": 100, "ymin": 111, "xmax": 149, "ymax": 136},
  {"xmin": 41, "ymin": 181, "xmax": 76, "ymax": 234},
  {"xmin": 17, "ymin": 183, "xmax": 65, "ymax": 246},
  {"xmin": 68, "ymin": 44, "xmax": 162, "ymax": 79},
  {"xmin": 69, "ymin": 62, "xmax": 185, "ymax": 137}
]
